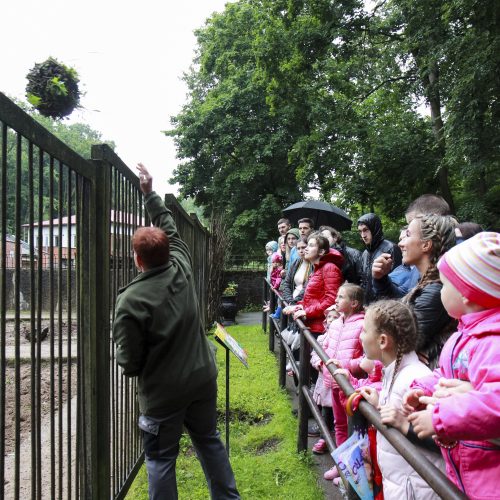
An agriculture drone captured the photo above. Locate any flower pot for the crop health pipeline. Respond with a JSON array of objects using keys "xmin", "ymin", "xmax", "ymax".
[{"xmin": 220, "ymin": 295, "xmax": 239, "ymax": 325}]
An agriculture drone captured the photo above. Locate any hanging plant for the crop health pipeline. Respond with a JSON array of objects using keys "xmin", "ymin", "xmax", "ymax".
[{"xmin": 26, "ymin": 57, "xmax": 81, "ymax": 119}]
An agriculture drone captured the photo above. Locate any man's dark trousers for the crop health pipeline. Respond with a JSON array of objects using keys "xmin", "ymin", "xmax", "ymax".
[{"xmin": 140, "ymin": 378, "xmax": 240, "ymax": 500}]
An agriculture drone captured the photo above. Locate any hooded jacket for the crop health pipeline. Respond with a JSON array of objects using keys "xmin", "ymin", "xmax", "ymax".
[
  {"xmin": 321, "ymin": 312, "xmax": 365, "ymax": 388},
  {"xmin": 285, "ymin": 228, "xmax": 301, "ymax": 268},
  {"xmin": 410, "ymin": 307, "xmax": 500, "ymax": 499},
  {"xmin": 357, "ymin": 213, "xmax": 402, "ymax": 303},
  {"xmin": 335, "ymin": 241, "xmax": 362, "ymax": 284},
  {"xmin": 299, "ymin": 249, "xmax": 344, "ymax": 333},
  {"xmin": 266, "ymin": 241, "xmax": 279, "ymax": 280},
  {"xmin": 112, "ymin": 192, "xmax": 217, "ymax": 417}
]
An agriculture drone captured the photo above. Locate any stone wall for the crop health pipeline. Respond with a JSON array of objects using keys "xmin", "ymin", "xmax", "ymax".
[
  {"xmin": 6, "ymin": 268, "xmax": 267, "ymax": 312},
  {"xmin": 223, "ymin": 270, "xmax": 266, "ymax": 308},
  {"xmin": 4, "ymin": 269, "xmax": 77, "ymax": 311}
]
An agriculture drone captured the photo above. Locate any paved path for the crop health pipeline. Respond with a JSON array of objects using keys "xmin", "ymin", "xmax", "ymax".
[
  {"xmin": 235, "ymin": 311, "xmax": 262, "ymax": 325},
  {"xmin": 235, "ymin": 312, "xmax": 343, "ymax": 500}
]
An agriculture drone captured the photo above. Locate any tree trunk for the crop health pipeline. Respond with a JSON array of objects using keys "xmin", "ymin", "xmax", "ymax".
[{"xmin": 423, "ymin": 65, "xmax": 455, "ymax": 213}]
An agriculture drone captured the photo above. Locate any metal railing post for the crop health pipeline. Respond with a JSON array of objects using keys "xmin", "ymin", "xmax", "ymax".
[
  {"xmin": 268, "ymin": 287, "xmax": 276, "ymax": 352},
  {"xmin": 278, "ymin": 310, "xmax": 287, "ymax": 389},
  {"xmin": 297, "ymin": 328, "xmax": 311, "ymax": 452}
]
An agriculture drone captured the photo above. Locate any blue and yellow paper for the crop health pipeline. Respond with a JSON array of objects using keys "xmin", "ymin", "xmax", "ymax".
[{"xmin": 332, "ymin": 431, "xmax": 373, "ymax": 500}]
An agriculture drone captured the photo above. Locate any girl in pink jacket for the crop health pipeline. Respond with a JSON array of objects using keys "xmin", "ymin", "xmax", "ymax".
[
  {"xmin": 406, "ymin": 232, "xmax": 500, "ymax": 500},
  {"xmin": 321, "ymin": 284, "xmax": 365, "ymax": 480}
]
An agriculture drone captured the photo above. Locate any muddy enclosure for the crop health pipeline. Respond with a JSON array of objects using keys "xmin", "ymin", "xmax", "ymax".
[
  {"xmin": 3, "ymin": 320, "xmax": 79, "ymax": 455},
  {"xmin": 4, "ymin": 319, "xmax": 78, "ymax": 347},
  {"xmin": 4, "ymin": 361, "xmax": 78, "ymax": 455}
]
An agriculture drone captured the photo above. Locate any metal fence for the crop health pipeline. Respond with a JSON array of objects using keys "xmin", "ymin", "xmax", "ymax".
[
  {"xmin": 225, "ymin": 255, "xmax": 266, "ymax": 272},
  {"xmin": 263, "ymin": 279, "xmax": 468, "ymax": 500},
  {"xmin": 0, "ymin": 92, "xmax": 210, "ymax": 498}
]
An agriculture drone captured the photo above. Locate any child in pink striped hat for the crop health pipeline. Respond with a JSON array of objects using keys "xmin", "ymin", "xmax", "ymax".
[{"xmin": 403, "ymin": 231, "xmax": 500, "ymax": 499}]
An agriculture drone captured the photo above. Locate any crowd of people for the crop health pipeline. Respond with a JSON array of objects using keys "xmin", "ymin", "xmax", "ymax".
[{"xmin": 265, "ymin": 194, "xmax": 499, "ymax": 500}]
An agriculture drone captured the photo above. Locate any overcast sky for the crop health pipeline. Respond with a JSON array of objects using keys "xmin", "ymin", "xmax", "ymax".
[{"xmin": 1, "ymin": 0, "xmax": 231, "ymax": 196}]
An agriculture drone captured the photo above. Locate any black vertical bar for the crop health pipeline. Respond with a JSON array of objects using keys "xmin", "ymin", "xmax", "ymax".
[
  {"xmin": 111, "ymin": 167, "xmax": 118, "ymax": 496},
  {"xmin": 226, "ymin": 348, "xmax": 230, "ymax": 456},
  {"xmin": 278, "ymin": 324, "xmax": 287, "ymax": 390},
  {"xmin": 75, "ymin": 175, "xmax": 81, "ymax": 498},
  {"xmin": 57, "ymin": 160, "xmax": 63, "ymax": 498},
  {"xmin": 131, "ymin": 184, "xmax": 137, "ymax": 464},
  {"xmin": 119, "ymin": 176, "xmax": 124, "ymax": 485},
  {"xmin": 125, "ymin": 181, "xmax": 130, "ymax": 474},
  {"xmin": 268, "ymin": 290, "xmax": 276, "ymax": 352},
  {"xmin": 49, "ymin": 156, "xmax": 55, "ymax": 499},
  {"xmin": 14, "ymin": 132, "xmax": 22, "ymax": 499},
  {"xmin": 0, "ymin": 122, "xmax": 8, "ymax": 497},
  {"xmin": 36, "ymin": 150, "xmax": 44, "ymax": 500},
  {"xmin": 278, "ymin": 338, "xmax": 286, "ymax": 388},
  {"xmin": 297, "ymin": 324, "xmax": 311, "ymax": 452},
  {"xmin": 28, "ymin": 142, "xmax": 36, "ymax": 500},
  {"xmin": 66, "ymin": 168, "xmax": 72, "ymax": 499}
]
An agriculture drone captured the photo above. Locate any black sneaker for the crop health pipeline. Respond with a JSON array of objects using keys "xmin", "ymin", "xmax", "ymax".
[{"xmin": 308, "ymin": 423, "xmax": 320, "ymax": 437}]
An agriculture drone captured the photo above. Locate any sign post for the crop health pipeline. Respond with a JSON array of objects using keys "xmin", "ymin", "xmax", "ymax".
[{"xmin": 213, "ymin": 322, "xmax": 248, "ymax": 455}]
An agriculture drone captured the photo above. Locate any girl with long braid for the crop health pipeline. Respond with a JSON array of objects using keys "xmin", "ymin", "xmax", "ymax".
[
  {"xmin": 358, "ymin": 300, "xmax": 445, "ymax": 499},
  {"xmin": 399, "ymin": 214, "xmax": 456, "ymax": 368}
]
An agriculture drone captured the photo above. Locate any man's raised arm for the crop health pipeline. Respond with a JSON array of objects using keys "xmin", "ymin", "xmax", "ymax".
[{"xmin": 136, "ymin": 163, "xmax": 191, "ymax": 267}]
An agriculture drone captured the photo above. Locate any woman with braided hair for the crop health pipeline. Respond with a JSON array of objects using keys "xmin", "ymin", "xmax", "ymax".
[
  {"xmin": 358, "ymin": 300, "xmax": 445, "ymax": 499},
  {"xmin": 399, "ymin": 214, "xmax": 457, "ymax": 368}
]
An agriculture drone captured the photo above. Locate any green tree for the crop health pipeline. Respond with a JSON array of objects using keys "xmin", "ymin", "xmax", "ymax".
[
  {"xmin": 168, "ymin": 2, "xmax": 303, "ymax": 253},
  {"xmin": 170, "ymin": 0, "xmax": 500, "ymax": 253}
]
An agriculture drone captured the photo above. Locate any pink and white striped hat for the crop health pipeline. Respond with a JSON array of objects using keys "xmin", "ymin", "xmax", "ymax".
[{"xmin": 438, "ymin": 231, "xmax": 500, "ymax": 308}]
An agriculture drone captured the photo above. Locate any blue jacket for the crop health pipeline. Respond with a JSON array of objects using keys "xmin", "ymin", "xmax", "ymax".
[{"xmin": 373, "ymin": 265, "xmax": 420, "ymax": 299}]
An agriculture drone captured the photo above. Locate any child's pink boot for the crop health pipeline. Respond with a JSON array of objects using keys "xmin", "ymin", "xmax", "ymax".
[{"xmin": 323, "ymin": 466, "xmax": 340, "ymax": 481}]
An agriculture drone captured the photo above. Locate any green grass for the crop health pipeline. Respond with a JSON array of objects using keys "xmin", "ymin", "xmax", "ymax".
[{"xmin": 125, "ymin": 325, "xmax": 324, "ymax": 499}]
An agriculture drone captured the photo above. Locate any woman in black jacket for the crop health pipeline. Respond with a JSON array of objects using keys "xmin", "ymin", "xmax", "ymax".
[{"xmin": 399, "ymin": 214, "xmax": 457, "ymax": 368}]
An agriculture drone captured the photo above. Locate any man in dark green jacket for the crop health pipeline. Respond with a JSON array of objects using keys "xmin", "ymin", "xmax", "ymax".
[{"xmin": 113, "ymin": 164, "xmax": 239, "ymax": 499}]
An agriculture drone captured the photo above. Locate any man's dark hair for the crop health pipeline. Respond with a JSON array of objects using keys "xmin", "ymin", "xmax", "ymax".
[
  {"xmin": 457, "ymin": 222, "xmax": 483, "ymax": 240},
  {"xmin": 132, "ymin": 227, "xmax": 170, "ymax": 268},
  {"xmin": 298, "ymin": 218, "xmax": 314, "ymax": 228},
  {"xmin": 277, "ymin": 218, "xmax": 291, "ymax": 226},
  {"xmin": 319, "ymin": 225, "xmax": 342, "ymax": 244},
  {"xmin": 405, "ymin": 194, "xmax": 451, "ymax": 217}
]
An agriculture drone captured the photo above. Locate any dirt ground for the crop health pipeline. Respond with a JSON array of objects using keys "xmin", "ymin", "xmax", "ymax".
[
  {"xmin": 4, "ymin": 362, "xmax": 77, "ymax": 455},
  {"xmin": 3, "ymin": 319, "xmax": 79, "ymax": 497}
]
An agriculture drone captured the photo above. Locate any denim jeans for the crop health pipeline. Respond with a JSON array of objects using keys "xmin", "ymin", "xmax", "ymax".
[{"xmin": 139, "ymin": 378, "xmax": 240, "ymax": 500}]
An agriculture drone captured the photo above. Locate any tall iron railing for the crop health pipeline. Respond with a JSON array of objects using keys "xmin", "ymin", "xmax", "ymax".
[
  {"xmin": 263, "ymin": 278, "xmax": 468, "ymax": 500},
  {"xmin": 0, "ymin": 92, "xmax": 210, "ymax": 498}
]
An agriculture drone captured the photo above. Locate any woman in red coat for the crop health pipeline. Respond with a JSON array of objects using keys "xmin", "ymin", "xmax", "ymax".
[{"xmin": 291, "ymin": 233, "xmax": 344, "ymax": 334}]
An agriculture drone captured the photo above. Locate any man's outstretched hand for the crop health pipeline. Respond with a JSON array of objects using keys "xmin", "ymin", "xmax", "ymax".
[{"xmin": 137, "ymin": 163, "xmax": 153, "ymax": 195}]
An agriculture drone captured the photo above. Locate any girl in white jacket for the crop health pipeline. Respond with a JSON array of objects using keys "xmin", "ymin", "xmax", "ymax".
[{"xmin": 358, "ymin": 300, "xmax": 445, "ymax": 500}]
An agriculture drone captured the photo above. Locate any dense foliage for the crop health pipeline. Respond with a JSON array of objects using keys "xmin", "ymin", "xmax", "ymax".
[
  {"xmin": 26, "ymin": 58, "xmax": 81, "ymax": 119},
  {"xmin": 169, "ymin": 0, "xmax": 499, "ymax": 253}
]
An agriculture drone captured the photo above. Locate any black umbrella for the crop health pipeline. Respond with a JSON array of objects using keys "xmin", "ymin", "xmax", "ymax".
[{"xmin": 283, "ymin": 200, "xmax": 352, "ymax": 232}]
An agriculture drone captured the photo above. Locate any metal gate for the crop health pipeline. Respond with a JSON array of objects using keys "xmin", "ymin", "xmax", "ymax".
[{"xmin": 0, "ymin": 92, "xmax": 209, "ymax": 498}]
